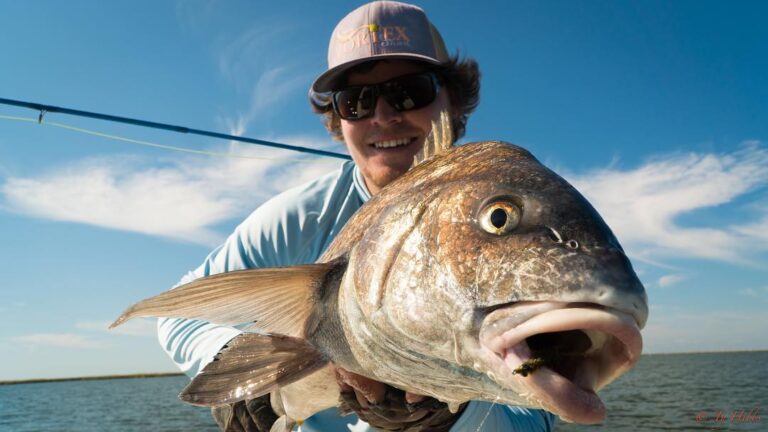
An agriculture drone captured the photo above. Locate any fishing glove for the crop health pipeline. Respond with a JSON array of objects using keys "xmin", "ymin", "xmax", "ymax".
[
  {"xmin": 209, "ymin": 381, "xmax": 467, "ymax": 432},
  {"xmin": 211, "ymin": 395, "xmax": 277, "ymax": 432},
  {"xmin": 338, "ymin": 386, "xmax": 467, "ymax": 432}
]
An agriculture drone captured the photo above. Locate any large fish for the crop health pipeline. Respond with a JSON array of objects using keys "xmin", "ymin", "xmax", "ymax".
[{"xmin": 112, "ymin": 140, "xmax": 648, "ymax": 428}]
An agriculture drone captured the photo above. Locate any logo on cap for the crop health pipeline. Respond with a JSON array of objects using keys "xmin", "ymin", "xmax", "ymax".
[{"xmin": 336, "ymin": 23, "xmax": 411, "ymax": 50}]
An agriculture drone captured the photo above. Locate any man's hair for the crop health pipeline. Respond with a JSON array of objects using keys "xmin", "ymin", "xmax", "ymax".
[{"xmin": 309, "ymin": 55, "xmax": 480, "ymax": 142}]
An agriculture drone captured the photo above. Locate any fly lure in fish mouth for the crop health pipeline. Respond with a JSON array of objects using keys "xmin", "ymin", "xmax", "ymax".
[
  {"xmin": 512, "ymin": 347, "xmax": 567, "ymax": 377},
  {"xmin": 512, "ymin": 357, "xmax": 550, "ymax": 377}
]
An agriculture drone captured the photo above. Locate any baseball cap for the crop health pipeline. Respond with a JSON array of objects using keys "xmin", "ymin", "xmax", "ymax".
[{"xmin": 311, "ymin": 1, "xmax": 449, "ymax": 93}]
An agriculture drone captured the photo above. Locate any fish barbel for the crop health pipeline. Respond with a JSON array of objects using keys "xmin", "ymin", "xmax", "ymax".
[{"xmin": 111, "ymin": 141, "xmax": 648, "ymax": 426}]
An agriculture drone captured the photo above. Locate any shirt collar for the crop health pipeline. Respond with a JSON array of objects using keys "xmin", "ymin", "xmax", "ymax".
[{"xmin": 352, "ymin": 164, "xmax": 372, "ymax": 203}]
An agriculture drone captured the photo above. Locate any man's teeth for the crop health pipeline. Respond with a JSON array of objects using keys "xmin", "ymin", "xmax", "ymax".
[{"xmin": 373, "ymin": 138, "xmax": 411, "ymax": 149}]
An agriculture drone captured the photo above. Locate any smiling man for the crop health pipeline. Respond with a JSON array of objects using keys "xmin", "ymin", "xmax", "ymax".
[
  {"xmin": 158, "ymin": 2, "xmax": 555, "ymax": 431},
  {"xmin": 334, "ymin": 60, "xmax": 447, "ymax": 194}
]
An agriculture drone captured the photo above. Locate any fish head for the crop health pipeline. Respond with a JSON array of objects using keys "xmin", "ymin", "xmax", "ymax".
[{"xmin": 340, "ymin": 141, "xmax": 648, "ymax": 424}]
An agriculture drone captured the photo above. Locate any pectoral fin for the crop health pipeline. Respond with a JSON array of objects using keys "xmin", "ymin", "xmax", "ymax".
[
  {"xmin": 269, "ymin": 415, "xmax": 296, "ymax": 432},
  {"xmin": 182, "ymin": 332, "xmax": 328, "ymax": 406},
  {"xmin": 110, "ymin": 259, "xmax": 345, "ymax": 338}
]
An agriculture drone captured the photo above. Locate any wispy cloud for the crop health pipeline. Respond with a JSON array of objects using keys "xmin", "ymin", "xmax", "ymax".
[
  {"xmin": 212, "ymin": 19, "xmax": 317, "ymax": 138},
  {"xmin": 76, "ymin": 319, "xmax": 157, "ymax": 337},
  {"xmin": 9, "ymin": 318, "xmax": 162, "ymax": 351},
  {"xmin": 0, "ymin": 300, "xmax": 27, "ymax": 313},
  {"xmin": 568, "ymin": 142, "xmax": 768, "ymax": 264},
  {"xmin": 74, "ymin": 11, "xmax": 326, "ymax": 246},
  {"xmin": 225, "ymin": 66, "xmax": 312, "ymax": 136},
  {"xmin": 657, "ymin": 274, "xmax": 686, "ymax": 288},
  {"xmin": 174, "ymin": 0, "xmax": 221, "ymax": 32},
  {"xmin": 739, "ymin": 286, "xmax": 768, "ymax": 299},
  {"xmin": 4, "ymin": 137, "xmax": 764, "ymax": 262},
  {"xmin": 731, "ymin": 215, "xmax": 768, "ymax": 243},
  {"xmin": 175, "ymin": 5, "xmax": 319, "ymax": 139},
  {"xmin": 11, "ymin": 333, "xmax": 103, "ymax": 349},
  {"xmin": 3, "ymin": 15, "xmax": 333, "ymax": 247},
  {"xmin": 217, "ymin": 26, "xmax": 298, "ymax": 89},
  {"xmin": 0, "ymin": 139, "xmax": 343, "ymax": 245}
]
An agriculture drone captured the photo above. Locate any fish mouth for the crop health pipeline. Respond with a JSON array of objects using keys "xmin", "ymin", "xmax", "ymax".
[{"xmin": 479, "ymin": 302, "xmax": 642, "ymax": 424}]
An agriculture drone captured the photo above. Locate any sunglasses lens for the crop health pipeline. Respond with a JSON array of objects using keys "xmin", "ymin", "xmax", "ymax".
[
  {"xmin": 383, "ymin": 73, "xmax": 436, "ymax": 112},
  {"xmin": 332, "ymin": 72, "xmax": 437, "ymax": 120},
  {"xmin": 334, "ymin": 86, "xmax": 376, "ymax": 120}
]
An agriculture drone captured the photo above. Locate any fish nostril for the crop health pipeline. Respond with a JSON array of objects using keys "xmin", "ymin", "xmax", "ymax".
[{"xmin": 565, "ymin": 240, "xmax": 580, "ymax": 249}]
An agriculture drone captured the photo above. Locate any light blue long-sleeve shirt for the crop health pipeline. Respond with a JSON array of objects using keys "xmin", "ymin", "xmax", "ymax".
[{"xmin": 157, "ymin": 160, "xmax": 556, "ymax": 431}]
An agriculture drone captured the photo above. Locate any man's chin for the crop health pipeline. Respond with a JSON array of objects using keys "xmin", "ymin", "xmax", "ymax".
[{"xmin": 363, "ymin": 166, "xmax": 411, "ymax": 194}]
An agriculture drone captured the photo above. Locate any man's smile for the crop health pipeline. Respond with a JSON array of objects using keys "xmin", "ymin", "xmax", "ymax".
[{"xmin": 370, "ymin": 137, "xmax": 417, "ymax": 149}]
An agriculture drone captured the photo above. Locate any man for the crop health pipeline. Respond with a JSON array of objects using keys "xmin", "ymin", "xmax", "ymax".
[{"xmin": 158, "ymin": 2, "xmax": 556, "ymax": 431}]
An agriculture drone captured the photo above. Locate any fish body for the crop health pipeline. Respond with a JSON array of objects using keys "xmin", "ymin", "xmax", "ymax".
[{"xmin": 112, "ymin": 141, "xmax": 648, "ymax": 426}]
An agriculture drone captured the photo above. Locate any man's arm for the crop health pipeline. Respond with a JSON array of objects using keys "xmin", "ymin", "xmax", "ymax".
[
  {"xmin": 156, "ymin": 165, "xmax": 364, "ymax": 431},
  {"xmin": 156, "ymin": 237, "xmax": 256, "ymax": 379},
  {"xmin": 156, "ymin": 182, "xmax": 324, "ymax": 379},
  {"xmin": 156, "ymin": 204, "xmax": 307, "ymax": 432}
]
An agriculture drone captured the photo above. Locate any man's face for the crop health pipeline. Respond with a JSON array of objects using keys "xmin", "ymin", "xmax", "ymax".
[{"xmin": 340, "ymin": 60, "xmax": 452, "ymax": 195}]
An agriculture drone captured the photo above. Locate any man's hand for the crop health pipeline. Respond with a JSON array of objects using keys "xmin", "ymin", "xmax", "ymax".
[
  {"xmin": 211, "ymin": 395, "xmax": 277, "ymax": 432},
  {"xmin": 335, "ymin": 367, "xmax": 428, "ymax": 406},
  {"xmin": 335, "ymin": 367, "xmax": 466, "ymax": 432},
  {"xmin": 209, "ymin": 368, "xmax": 466, "ymax": 431}
]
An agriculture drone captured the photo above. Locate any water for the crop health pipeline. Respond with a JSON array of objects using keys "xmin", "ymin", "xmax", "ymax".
[
  {"xmin": 556, "ymin": 351, "xmax": 767, "ymax": 431},
  {"xmin": 0, "ymin": 375, "xmax": 216, "ymax": 432},
  {"xmin": 1, "ymin": 352, "xmax": 765, "ymax": 431}
]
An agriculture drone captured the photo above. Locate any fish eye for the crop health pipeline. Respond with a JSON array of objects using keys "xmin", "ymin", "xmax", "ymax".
[{"xmin": 479, "ymin": 201, "xmax": 521, "ymax": 235}]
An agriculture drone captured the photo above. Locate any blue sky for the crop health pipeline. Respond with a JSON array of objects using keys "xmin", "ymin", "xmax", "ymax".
[{"xmin": 0, "ymin": 0, "xmax": 766, "ymax": 381}]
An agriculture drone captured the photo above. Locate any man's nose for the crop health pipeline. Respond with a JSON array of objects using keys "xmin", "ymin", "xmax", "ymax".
[{"xmin": 370, "ymin": 95, "xmax": 403, "ymax": 126}]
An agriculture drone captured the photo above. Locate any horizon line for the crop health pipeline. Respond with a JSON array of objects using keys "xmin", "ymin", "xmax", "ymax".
[
  {"xmin": 0, "ymin": 371, "xmax": 183, "ymax": 386},
  {"xmin": 3, "ymin": 348, "xmax": 766, "ymax": 385}
]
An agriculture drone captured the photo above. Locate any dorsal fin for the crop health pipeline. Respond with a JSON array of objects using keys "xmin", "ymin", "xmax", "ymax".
[
  {"xmin": 412, "ymin": 109, "xmax": 454, "ymax": 167},
  {"xmin": 110, "ymin": 259, "xmax": 345, "ymax": 338}
]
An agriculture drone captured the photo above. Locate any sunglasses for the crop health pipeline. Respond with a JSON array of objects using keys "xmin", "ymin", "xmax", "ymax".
[{"xmin": 331, "ymin": 71, "xmax": 440, "ymax": 121}]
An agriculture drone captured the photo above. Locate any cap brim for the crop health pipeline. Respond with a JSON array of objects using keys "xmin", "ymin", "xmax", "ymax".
[{"xmin": 311, "ymin": 53, "xmax": 443, "ymax": 93}]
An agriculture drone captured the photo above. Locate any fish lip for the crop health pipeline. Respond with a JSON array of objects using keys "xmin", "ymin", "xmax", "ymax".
[
  {"xmin": 481, "ymin": 302, "xmax": 643, "ymax": 359},
  {"xmin": 479, "ymin": 302, "xmax": 643, "ymax": 424}
]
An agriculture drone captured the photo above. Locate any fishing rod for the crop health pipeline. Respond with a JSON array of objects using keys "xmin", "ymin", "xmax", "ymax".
[{"xmin": 0, "ymin": 97, "xmax": 352, "ymax": 161}]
